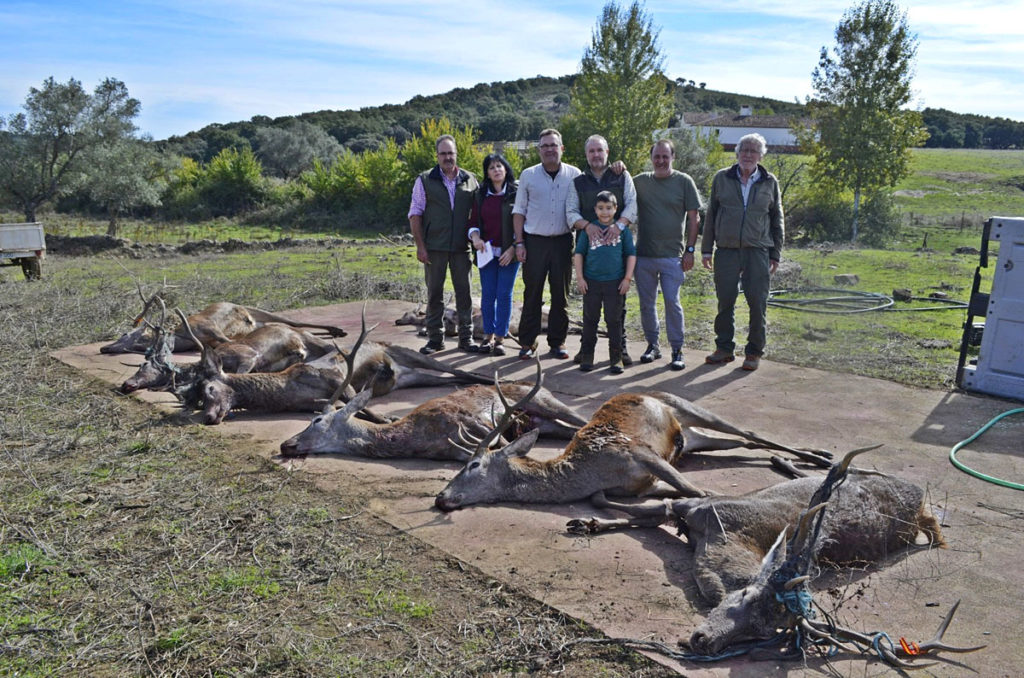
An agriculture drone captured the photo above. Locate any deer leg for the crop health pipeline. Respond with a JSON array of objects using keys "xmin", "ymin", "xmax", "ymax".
[
  {"xmin": 530, "ymin": 418, "xmax": 581, "ymax": 439},
  {"xmin": 679, "ymin": 428, "xmax": 767, "ymax": 455},
  {"xmin": 565, "ymin": 493, "xmax": 673, "ymax": 534},
  {"xmin": 354, "ymin": 406, "xmax": 394, "ymax": 425},
  {"xmin": 638, "ymin": 451, "xmax": 707, "ymax": 498}
]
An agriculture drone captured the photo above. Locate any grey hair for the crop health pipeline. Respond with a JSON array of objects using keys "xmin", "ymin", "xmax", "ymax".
[
  {"xmin": 435, "ymin": 134, "xmax": 456, "ymax": 151},
  {"xmin": 538, "ymin": 128, "xmax": 562, "ymax": 143},
  {"xmin": 584, "ymin": 134, "xmax": 609, "ymax": 151},
  {"xmin": 736, "ymin": 133, "xmax": 767, "ymax": 156}
]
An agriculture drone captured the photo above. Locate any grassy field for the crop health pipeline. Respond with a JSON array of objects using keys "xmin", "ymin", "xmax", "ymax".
[{"xmin": 891, "ymin": 148, "xmax": 1024, "ymax": 250}]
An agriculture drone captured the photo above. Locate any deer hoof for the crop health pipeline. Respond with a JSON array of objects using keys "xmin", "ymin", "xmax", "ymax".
[{"xmin": 565, "ymin": 518, "xmax": 598, "ymax": 535}]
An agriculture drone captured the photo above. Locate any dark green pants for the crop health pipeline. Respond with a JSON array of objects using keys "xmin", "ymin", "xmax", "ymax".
[
  {"xmin": 712, "ymin": 247, "xmax": 770, "ymax": 357},
  {"xmin": 423, "ymin": 250, "xmax": 473, "ymax": 343}
]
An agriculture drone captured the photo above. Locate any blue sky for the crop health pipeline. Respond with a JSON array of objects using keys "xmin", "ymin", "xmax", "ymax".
[{"xmin": 2, "ymin": 0, "xmax": 1021, "ymax": 140}]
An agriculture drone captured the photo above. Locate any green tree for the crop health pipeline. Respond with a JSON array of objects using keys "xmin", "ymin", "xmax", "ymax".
[
  {"xmin": 560, "ymin": 1, "xmax": 674, "ymax": 171},
  {"xmin": 85, "ymin": 138, "xmax": 170, "ymax": 236},
  {"xmin": 804, "ymin": 0, "xmax": 928, "ymax": 241},
  {"xmin": 0, "ymin": 77, "xmax": 140, "ymax": 221},
  {"xmin": 255, "ymin": 121, "xmax": 343, "ymax": 179}
]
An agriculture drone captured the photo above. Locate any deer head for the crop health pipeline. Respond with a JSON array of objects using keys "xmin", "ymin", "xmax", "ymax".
[
  {"xmin": 278, "ymin": 389, "xmax": 374, "ymax": 457},
  {"xmin": 434, "ymin": 429, "xmax": 541, "ymax": 512},
  {"xmin": 688, "ymin": 513, "xmax": 816, "ymax": 655},
  {"xmin": 101, "ymin": 280, "xmax": 173, "ymax": 354}
]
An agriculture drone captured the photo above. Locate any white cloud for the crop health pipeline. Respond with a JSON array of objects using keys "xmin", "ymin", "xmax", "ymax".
[{"xmin": 1, "ymin": 0, "xmax": 1021, "ymax": 138}]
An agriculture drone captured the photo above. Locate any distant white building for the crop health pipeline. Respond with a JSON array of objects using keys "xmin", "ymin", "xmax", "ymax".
[{"xmin": 677, "ymin": 106, "xmax": 809, "ymax": 152}]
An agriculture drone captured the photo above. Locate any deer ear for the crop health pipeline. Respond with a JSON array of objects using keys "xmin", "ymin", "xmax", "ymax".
[
  {"xmin": 199, "ymin": 345, "xmax": 222, "ymax": 377},
  {"xmin": 338, "ymin": 388, "xmax": 373, "ymax": 419},
  {"xmin": 498, "ymin": 428, "xmax": 540, "ymax": 458},
  {"xmin": 754, "ymin": 528, "xmax": 789, "ymax": 585}
]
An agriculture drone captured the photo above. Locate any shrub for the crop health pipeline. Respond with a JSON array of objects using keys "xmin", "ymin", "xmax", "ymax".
[
  {"xmin": 199, "ymin": 147, "xmax": 267, "ymax": 215},
  {"xmin": 856, "ymin": 191, "xmax": 901, "ymax": 247}
]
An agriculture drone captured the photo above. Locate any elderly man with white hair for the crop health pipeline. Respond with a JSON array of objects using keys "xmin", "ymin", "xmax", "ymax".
[{"xmin": 700, "ymin": 133, "xmax": 784, "ymax": 372}]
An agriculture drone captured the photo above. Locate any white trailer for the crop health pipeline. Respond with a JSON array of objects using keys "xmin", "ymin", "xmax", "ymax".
[
  {"xmin": 957, "ymin": 216, "xmax": 1024, "ymax": 401},
  {"xmin": 0, "ymin": 222, "xmax": 46, "ymax": 280}
]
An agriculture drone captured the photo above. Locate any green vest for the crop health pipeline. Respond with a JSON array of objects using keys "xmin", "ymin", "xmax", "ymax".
[
  {"xmin": 573, "ymin": 169, "xmax": 626, "ymax": 223},
  {"xmin": 420, "ymin": 167, "xmax": 478, "ymax": 252}
]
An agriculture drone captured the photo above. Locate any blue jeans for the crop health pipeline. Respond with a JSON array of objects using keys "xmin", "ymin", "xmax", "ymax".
[
  {"xmin": 635, "ymin": 256, "xmax": 686, "ymax": 351},
  {"xmin": 478, "ymin": 258, "xmax": 520, "ymax": 337}
]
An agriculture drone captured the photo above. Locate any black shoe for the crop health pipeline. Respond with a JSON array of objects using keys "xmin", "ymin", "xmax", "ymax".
[
  {"xmin": 669, "ymin": 349, "xmax": 685, "ymax": 371},
  {"xmin": 420, "ymin": 340, "xmax": 445, "ymax": 355},
  {"xmin": 640, "ymin": 344, "xmax": 661, "ymax": 363},
  {"xmin": 579, "ymin": 362, "xmax": 594, "ymax": 372},
  {"xmin": 549, "ymin": 346, "xmax": 570, "ymax": 360},
  {"xmin": 621, "ymin": 352, "xmax": 634, "ymax": 366},
  {"xmin": 458, "ymin": 338, "xmax": 479, "ymax": 353},
  {"xmin": 609, "ymin": 361, "xmax": 625, "ymax": 375}
]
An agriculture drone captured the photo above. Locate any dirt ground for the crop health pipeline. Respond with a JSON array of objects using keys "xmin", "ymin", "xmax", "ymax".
[{"xmin": 54, "ymin": 300, "xmax": 1024, "ymax": 677}]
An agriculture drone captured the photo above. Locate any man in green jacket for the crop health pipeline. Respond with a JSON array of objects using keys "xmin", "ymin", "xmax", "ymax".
[
  {"xmin": 408, "ymin": 135, "xmax": 479, "ymax": 354},
  {"xmin": 701, "ymin": 133, "xmax": 784, "ymax": 372}
]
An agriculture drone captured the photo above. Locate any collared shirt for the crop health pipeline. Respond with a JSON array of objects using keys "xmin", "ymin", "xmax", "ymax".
[
  {"xmin": 408, "ymin": 167, "xmax": 461, "ymax": 217},
  {"xmin": 511, "ymin": 162, "xmax": 582, "ymax": 236},
  {"xmin": 740, "ymin": 167, "xmax": 761, "ymax": 207},
  {"xmin": 565, "ymin": 166, "xmax": 638, "ymax": 227}
]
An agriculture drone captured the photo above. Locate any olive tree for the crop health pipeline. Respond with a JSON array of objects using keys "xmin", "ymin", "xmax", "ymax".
[
  {"xmin": 804, "ymin": 0, "xmax": 928, "ymax": 241},
  {"xmin": 0, "ymin": 77, "xmax": 140, "ymax": 222},
  {"xmin": 560, "ymin": 1, "xmax": 674, "ymax": 171},
  {"xmin": 255, "ymin": 121, "xmax": 343, "ymax": 179},
  {"xmin": 85, "ymin": 138, "xmax": 171, "ymax": 236}
]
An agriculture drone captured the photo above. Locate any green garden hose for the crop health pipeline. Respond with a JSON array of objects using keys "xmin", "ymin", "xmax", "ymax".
[{"xmin": 948, "ymin": 408, "xmax": 1024, "ymax": 490}]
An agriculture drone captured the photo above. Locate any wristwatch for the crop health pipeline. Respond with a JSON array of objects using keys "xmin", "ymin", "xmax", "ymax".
[{"xmin": 685, "ymin": 245, "xmax": 696, "ymax": 253}]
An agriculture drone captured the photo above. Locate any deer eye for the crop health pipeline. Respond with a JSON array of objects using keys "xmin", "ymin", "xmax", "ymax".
[{"xmin": 468, "ymin": 461, "xmax": 481, "ymax": 470}]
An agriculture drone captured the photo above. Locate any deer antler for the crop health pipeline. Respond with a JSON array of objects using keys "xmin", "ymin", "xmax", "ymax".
[
  {"xmin": 477, "ymin": 357, "xmax": 543, "ymax": 453},
  {"xmin": 323, "ymin": 302, "xmax": 378, "ymax": 413},
  {"xmin": 174, "ymin": 307, "xmax": 204, "ymax": 354},
  {"xmin": 796, "ymin": 599, "xmax": 984, "ymax": 669},
  {"xmin": 450, "ymin": 358, "xmax": 544, "ymax": 457}
]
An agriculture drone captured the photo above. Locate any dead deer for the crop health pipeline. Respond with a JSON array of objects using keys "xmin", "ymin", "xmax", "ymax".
[
  {"xmin": 280, "ymin": 360, "xmax": 588, "ymax": 460},
  {"xmin": 101, "ymin": 288, "xmax": 346, "ymax": 354},
  {"xmin": 397, "ymin": 303, "xmax": 571, "ymax": 341},
  {"xmin": 185, "ymin": 306, "xmax": 492, "ymax": 425},
  {"xmin": 567, "ymin": 448, "xmax": 983, "ymax": 667},
  {"xmin": 121, "ymin": 322, "xmax": 335, "ymax": 394},
  {"xmin": 396, "ymin": 303, "xmax": 485, "ymax": 339},
  {"xmin": 434, "ymin": 388, "xmax": 833, "ymax": 512}
]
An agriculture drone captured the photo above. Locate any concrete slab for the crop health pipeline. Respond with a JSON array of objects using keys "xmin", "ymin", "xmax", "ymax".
[{"xmin": 54, "ymin": 300, "xmax": 1023, "ymax": 677}]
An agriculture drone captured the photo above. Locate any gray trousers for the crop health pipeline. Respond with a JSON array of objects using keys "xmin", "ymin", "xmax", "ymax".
[
  {"xmin": 635, "ymin": 256, "xmax": 686, "ymax": 351},
  {"xmin": 424, "ymin": 249, "xmax": 473, "ymax": 343},
  {"xmin": 712, "ymin": 247, "xmax": 770, "ymax": 357}
]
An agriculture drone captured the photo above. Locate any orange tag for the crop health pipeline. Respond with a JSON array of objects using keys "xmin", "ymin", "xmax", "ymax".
[{"xmin": 899, "ymin": 637, "xmax": 920, "ymax": 655}]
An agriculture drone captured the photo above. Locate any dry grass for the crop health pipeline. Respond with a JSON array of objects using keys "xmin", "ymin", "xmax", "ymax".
[{"xmin": 0, "ymin": 253, "xmax": 673, "ymax": 677}]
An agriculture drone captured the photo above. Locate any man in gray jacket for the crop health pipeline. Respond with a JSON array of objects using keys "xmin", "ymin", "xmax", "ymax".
[{"xmin": 701, "ymin": 133, "xmax": 784, "ymax": 372}]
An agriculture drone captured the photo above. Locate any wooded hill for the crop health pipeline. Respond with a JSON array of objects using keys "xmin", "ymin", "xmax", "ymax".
[{"xmin": 159, "ymin": 74, "xmax": 1023, "ymax": 162}]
